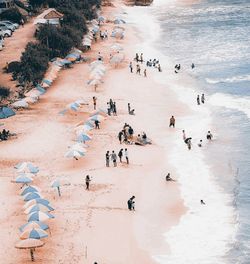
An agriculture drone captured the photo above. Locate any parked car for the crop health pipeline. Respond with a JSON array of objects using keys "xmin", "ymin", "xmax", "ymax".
[
  {"xmin": 0, "ymin": 21, "xmax": 15, "ymax": 32},
  {"xmin": 0, "ymin": 21, "xmax": 19, "ymax": 30},
  {"xmin": 0, "ymin": 36, "xmax": 4, "ymax": 51},
  {"xmin": 0, "ymin": 27, "xmax": 12, "ymax": 37}
]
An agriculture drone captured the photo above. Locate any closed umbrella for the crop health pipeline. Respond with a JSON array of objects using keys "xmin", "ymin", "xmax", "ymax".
[
  {"xmin": 28, "ymin": 211, "xmax": 55, "ymax": 222},
  {"xmin": 20, "ymin": 228, "xmax": 48, "ymax": 240},
  {"xmin": 15, "ymin": 238, "xmax": 44, "ymax": 261},
  {"xmin": 19, "ymin": 221, "xmax": 49, "ymax": 232}
]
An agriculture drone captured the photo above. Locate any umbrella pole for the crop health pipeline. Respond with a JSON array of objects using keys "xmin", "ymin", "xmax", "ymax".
[
  {"xmin": 57, "ymin": 186, "xmax": 61, "ymax": 197},
  {"xmin": 30, "ymin": 248, "xmax": 34, "ymax": 262}
]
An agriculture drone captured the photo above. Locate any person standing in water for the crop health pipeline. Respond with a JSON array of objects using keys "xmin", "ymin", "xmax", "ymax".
[
  {"xmin": 201, "ymin": 93, "xmax": 205, "ymax": 104},
  {"xmin": 182, "ymin": 130, "xmax": 186, "ymax": 141},
  {"xmin": 105, "ymin": 151, "xmax": 110, "ymax": 167},
  {"xmin": 197, "ymin": 95, "xmax": 200, "ymax": 105}
]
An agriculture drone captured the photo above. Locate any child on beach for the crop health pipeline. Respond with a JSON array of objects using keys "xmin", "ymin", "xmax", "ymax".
[
  {"xmin": 129, "ymin": 62, "xmax": 133, "ymax": 73},
  {"xmin": 136, "ymin": 64, "xmax": 141, "ymax": 75}
]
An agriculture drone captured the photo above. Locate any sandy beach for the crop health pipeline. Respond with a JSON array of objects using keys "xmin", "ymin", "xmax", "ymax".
[{"xmin": 0, "ymin": 1, "xmax": 188, "ymax": 263}]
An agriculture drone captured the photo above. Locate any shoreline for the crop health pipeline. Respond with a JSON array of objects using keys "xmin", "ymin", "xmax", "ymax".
[{"xmin": 0, "ymin": 1, "xmax": 187, "ymax": 263}]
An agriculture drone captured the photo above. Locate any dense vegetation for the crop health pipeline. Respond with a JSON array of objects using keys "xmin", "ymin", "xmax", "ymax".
[
  {"xmin": 0, "ymin": 8, "xmax": 24, "ymax": 24},
  {"xmin": 13, "ymin": 0, "xmax": 101, "ymax": 87},
  {"xmin": 0, "ymin": 87, "xmax": 10, "ymax": 103}
]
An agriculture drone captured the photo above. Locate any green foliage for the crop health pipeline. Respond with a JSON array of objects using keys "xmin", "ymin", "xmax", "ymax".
[
  {"xmin": 8, "ymin": 61, "xmax": 21, "ymax": 73},
  {"xmin": 0, "ymin": 8, "xmax": 24, "ymax": 24},
  {"xmin": 28, "ymin": 0, "xmax": 48, "ymax": 8},
  {"xmin": 18, "ymin": 42, "xmax": 50, "ymax": 85},
  {"xmin": 36, "ymin": 24, "xmax": 74, "ymax": 57},
  {"xmin": 0, "ymin": 86, "xmax": 10, "ymax": 101}
]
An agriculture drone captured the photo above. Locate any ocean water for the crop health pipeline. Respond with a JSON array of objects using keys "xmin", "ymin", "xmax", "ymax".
[{"xmin": 125, "ymin": 0, "xmax": 250, "ymax": 263}]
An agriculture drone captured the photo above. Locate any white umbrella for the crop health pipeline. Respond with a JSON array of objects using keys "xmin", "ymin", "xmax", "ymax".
[
  {"xmin": 110, "ymin": 52, "xmax": 125, "ymax": 65},
  {"xmin": 64, "ymin": 149, "xmax": 85, "ymax": 159},
  {"xmin": 12, "ymin": 100, "xmax": 29, "ymax": 109},
  {"xmin": 71, "ymin": 143, "xmax": 87, "ymax": 153},
  {"xmin": 88, "ymin": 79, "xmax": 102, "ymax": 86},
  {"xmin": 24, "ymin": 97, "xmax": 38, "ymax": 104},
  {"xmin": 110, "ymin": 43, "xmax": 124, "ymax": 52}
]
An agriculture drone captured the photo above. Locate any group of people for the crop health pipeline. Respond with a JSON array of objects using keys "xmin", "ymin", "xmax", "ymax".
[
  {"xmin": 105, "ymin": 149, "xmax": 129, "ymax": 167},
  {"xmin": 107, "ymin": 98, "xmax": 117, "ymax": 116},
  {"xmin": 146, "ymin": 58, "xmax": 162, "ymax": 72},
  {"xmin": 129, "ymin": 62, "xmax": 147, "ymax": 77},
  {"xmin": 182, "ymin": 129, "xmax": 213, "ymax": 150},
  {"xmin": 174, "ymin": 64, "xmax": 181, "ymax": 73},
  {"xmin": 127, "ymin": 103, "xmax": 135, "ymax": 115},
  {"xmin": 0, "ymin": 129, "xmax": 10, "ymax": 141},
  {"xmin": 197, "ymin": 94, "xmax": 205, "ymax": 105}
]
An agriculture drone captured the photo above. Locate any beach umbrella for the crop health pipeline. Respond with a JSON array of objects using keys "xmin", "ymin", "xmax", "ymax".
[
  {"xmin": 15, "ymin": 238, "xmax": 44, "ymax": 261},
  {"xmin": 98, "ymin": 16, "xmax": 105, "ymax": 22},
  {"xmin": 23, "ymin": 198, "xmax": 51, "ymax": 209},
  {"xmin": 12, "ymin": 100, "xmax": 29, "ymax": 109},
  {"xmin": 76, "ymin": 132, "xmax": 92, "ymax": 143},
  {"xmin": 110, "ymin": 52, "xmax": 125, "ymax": 65},
  {"xmin": 110, "ymin": 43, "xmax": 124, "ymax": 52},
  {"xmin": 0, "ymin": 107, "xmax": 15, "ymax": 119},
  {"xmin": 90, "ymin": 60, "xmax": 103, "ymax": 68},
  {"xmin": 25, "ymin": 89, "xmax": 41, "ymax": 98},
  {"xmin": 88, "ymin": 114, "xmax": 104, "ymax": 122},
  {"xmin": 51, "ymin": 178, "xmax": 70, "ymax": 196},
  {"xmin": 64, "ymin": 149, "xmax": 85, "ymax": 159},
  {"xmin": 19, "ymin": 221, "xmax": 49, "ymax": 232},
  {"xmin": 91, "ymin": 25, "xmax": 99, "ymax": 33},
  {"xmin": 71, "ymin": 143, "xmax": 87, "ymax": 153},
  {"xmin": 24, "ymin": 97, "xmax": 38, "ymax": 104},
  {"xmin": 20, "ymin": 228, "xmax": 48, "ymax": 240},
  {"xmin": 88, "ymin": 79, "xmax": 102, "ymax": 87},
  {"xmin": 74, "ymin": 124, "xmax": 93, "ymax": 133},
  {"xmin": 90, "ymin": 109, "xmax": 108, "ymax": 117},
  {"xmin": 15, "ymin": 162, "xmax": 39, "ymax": 174},
  {"xmin": 111, "ymin": 31, "xmax": 125, "ymax": 39},
  {"xmin": 21, "ymin": 185, "xmax": 40, "ymax": 196},
  {"xmin": 25, "ymin": 203, "xmax": 54, "ymax": 215},
  {"xmin": 114, "ymin": 18, "xmax": 126, "ymax": 24},
  {"xmin": 28, "ymin": 211, "xmax": 55, "ymax": 222},
  {"xmin": 67, "ymin": 102, "xmax": 80, "ymax": 112},
  {"xmin": 35, "ymin": 85, "xmax": 46, "ymax": 94},
  {"xmin": 14, "ymin": 175, "xmax": 33, "ymax": 184},
  {"xmin": 23, "ymin": 192, "xmax": 41, "ymax": 202}
]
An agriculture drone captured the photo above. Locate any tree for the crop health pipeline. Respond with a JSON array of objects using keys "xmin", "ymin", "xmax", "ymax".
[
  {"xmin": 18, "ymin": 42, "xmax": 50, "ymax": 85},
  {"xmin": 28, "ymin": 0, "xmax": 48, "ymax": 8},
  {"xmin": 0, "ymin": 8, "xmax": 24, "ymax": 24},
  {"xmin": 0, "ymin": 86, "xmax": 10, "ymax": 102}
]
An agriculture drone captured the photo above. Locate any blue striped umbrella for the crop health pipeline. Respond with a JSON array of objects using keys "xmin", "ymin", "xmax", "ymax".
[
  {"xmin": 21, "ymin": 186, "xmax": 40, "ymax": 196},
  {"xmin": 14, "ymin": 175, "xmax": 33, "ymax": 184},
  {"xmin": 20, "ymin": 228, "xmax": 48, "ymax": 240},
  {"xmin": 19, "ymin": 221, "xmax": 49, "ymax": 232},
  {"xmin": 28, "ymin": 211, "xmax": 55, "ymax": 222},
  {"xmin": 23, "ymin": 192, "xmax": 41, "ymax": 202},
  {"xmin": 25, "ymin": 204, "xmax": 54, "ymax": 214}
]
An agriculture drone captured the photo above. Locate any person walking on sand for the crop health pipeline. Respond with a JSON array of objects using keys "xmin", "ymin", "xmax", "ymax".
[
  {"xmin": 106, "ymin": 151, "xmax": 110, "ymax": 167},
  {"xmin": 118, "ymin": 149, "xmax": 123, "ymax": 162},
  {"xmin": 136, "ymin": 64, "xmax": 141, "ymax": 75},
  {"xmin": 127, "ymin": 196, "xmax": 135, "ymax": 211},
  {"xmin": 144, "ymin": 69, "xmax": 147, "ymax": 77},
  {"xmin": 93, "ymin": 96, "xmax": 97, "ymax": 110},
  {"xmin": 169, "ymin": 116, "xmax": 175, "ymax": 128},
  {"xmin": 182, "ymin": 130, "xmax": 186, "ymax": 141},
  {"xmin": 85, "ymin": 175, "xmax": 91, "ymax": 190},
  {"xmin": 128, "ymin": 103, "xmax": 131, "ymax": 113},
  {"xmin": 111, "ymin": 151, "xmax": 117, "ymax": 167},
  {"xmin": 125, "ymin": 148, "xmax": 129, "ymax": 164},
  {"xmin": 201, "ymin": 93, "xmax": 205, "ymax": 104},
  {"xmin": 207, "ymin": 131, "xmax": 213, "ymax": 140},
  {"xmin": 129, "ymin": 62, "xmax": 133, "ymax": 73},
  {"xmin": 94, "ymin": 120, "xmax": 100, "ymax": 129},
  {"xmin": 185, "ymin": 137, "xmax": 192, "ymax": 150},
  {"xmin": 197, "ymin": 95, "xmax": 200, "ymax": 105}
]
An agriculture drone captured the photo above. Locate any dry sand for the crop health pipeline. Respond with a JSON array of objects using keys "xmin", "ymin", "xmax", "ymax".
[{"xmin": 0, "ymin": 1, "xmax": 186, "ymax": 263}]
